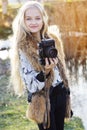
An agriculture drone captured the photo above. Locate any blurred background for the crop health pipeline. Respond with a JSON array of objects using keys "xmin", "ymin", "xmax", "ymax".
[{"xmin": 0, "ymin": 0, "xmax": 87, "ymax": 130}]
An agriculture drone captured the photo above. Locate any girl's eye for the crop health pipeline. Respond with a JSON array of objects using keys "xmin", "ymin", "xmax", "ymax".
[
  {"xmin": 36, "ymin": 17, "xmax": 41, "ymax": 20},
  {"xmin": 25, "ymin": 17, "xmax": 41, "ymax": 20},
  {"xmin": 25, "ymin": 17, "xmax": 32, "ymax": 20},
  {"xmin": 26, "ymin": 18, "xmax": 31, "ymax": 20}
]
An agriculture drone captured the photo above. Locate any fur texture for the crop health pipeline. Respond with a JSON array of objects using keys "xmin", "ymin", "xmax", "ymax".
[
  {"xmin": 26, "ymin": 92, "xmax": 46, "ymax": 123},
  {"xmin": 10, "ymin": 32, "xmax": 71, "ymax": 122}
]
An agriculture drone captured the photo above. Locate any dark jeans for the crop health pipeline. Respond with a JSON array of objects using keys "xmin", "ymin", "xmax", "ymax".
[{"xmin": 38, "ymin": 84, "xmax": 67, "ymax": 130}]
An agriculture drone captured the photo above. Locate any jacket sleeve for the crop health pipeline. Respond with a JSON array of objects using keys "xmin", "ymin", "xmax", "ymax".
[{"xmin": 18, "ymin": 49, "xmax": 45, "ymax": 93}]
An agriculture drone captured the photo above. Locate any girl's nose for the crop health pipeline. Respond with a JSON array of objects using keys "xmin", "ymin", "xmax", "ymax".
[{"xmin": 31, "ymin": 20, "xmax": 36, "ymax": 24}]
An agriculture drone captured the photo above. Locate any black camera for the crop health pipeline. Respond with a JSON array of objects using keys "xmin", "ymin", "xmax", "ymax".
[{"xmin": 38, "ymin": 39, "xmax": 58, "ymax": 65}]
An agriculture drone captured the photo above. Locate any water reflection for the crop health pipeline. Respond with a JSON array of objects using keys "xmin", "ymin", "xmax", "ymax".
[{"xmin": 67, "ymin": 64, "xmax": 87, "ymax": 130}]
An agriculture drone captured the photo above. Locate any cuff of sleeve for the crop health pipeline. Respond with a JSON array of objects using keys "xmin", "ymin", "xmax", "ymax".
[
  {"xmin": 36, "ymin": 71, "xmax": 45, "ymax": 82},
  {"xmin": 36, "ymin": 71, "xmax": 50, "ymax": 82}
]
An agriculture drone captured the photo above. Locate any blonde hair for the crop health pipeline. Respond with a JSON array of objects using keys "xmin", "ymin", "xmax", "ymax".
[
  {"xmin": 11, "ymin": 1, "xmax": 66, "ymax": 96},
  {"xmin": 12, "ymin": 1, "xmax": 48, "ymax": 44},
  {"xmin": 11, "ymin": 1, "xmax": 48, "ymax": 95}
]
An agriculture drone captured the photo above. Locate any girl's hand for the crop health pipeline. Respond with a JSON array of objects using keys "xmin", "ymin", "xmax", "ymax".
[{"xmin": 44, "ymin": 57, "xmax": 58, "ymax": 74}]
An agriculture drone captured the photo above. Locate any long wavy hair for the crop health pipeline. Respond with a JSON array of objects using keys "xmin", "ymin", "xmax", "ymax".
[
  {"xmin": 10, "ymin": 1, "xmax": 49, "ymax": 95},
  {"xmin": 11, "ymin": 1, "xmax": 66, "ymax": 96}
]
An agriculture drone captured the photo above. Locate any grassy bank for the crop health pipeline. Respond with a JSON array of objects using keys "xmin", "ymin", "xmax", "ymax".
[{"xmin": 0, "ymin": 75, "xmax": 84, "ymax": 130}]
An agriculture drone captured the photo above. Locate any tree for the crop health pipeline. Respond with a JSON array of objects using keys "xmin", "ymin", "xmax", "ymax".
[{"xmin": 2, "ymin": 0, "xmax": 8, "ymax": 14}]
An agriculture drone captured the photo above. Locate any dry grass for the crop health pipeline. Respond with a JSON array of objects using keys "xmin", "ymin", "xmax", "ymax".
[{"xmin": 0, "ymin": 1, "xmax": 87, "ymax": 63}]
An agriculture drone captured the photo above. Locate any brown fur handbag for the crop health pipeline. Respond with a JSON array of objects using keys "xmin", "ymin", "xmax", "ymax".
[
  {"xmin": 26, "ymin": 71, "xmax": 53, "ymax": 124},
  {"xmin": 26, "ymin": 91, "xmax": 46, "ymax": 123}
]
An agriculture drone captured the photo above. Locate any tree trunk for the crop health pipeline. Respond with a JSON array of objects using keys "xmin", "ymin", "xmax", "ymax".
[{"xmin": 2, "ymin": 0, "xmax": 8, "ymax": 14}]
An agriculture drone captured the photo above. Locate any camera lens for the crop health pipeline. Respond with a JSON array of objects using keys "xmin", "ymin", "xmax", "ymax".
[{"xmin": 45, "ymin": 47, "xmax": 57, "ymax": 58}]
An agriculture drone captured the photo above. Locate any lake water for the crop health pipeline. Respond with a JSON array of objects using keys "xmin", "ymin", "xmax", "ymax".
[{"xmin": 68, "ymin": 65, "xmax": 87, "ymax": 130}]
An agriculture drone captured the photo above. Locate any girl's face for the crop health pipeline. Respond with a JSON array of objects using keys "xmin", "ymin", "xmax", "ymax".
[{"xmin": 24, "ymin": 6, "xmax": 43, "ymax": 35}]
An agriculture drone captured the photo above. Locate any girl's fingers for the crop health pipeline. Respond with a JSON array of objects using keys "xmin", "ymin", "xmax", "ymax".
[
  {"xmin": 49, "ymin": 58, "xmax": 58, "ymax": 65},
  {"xmin": 45, "ymin": 58, "xmax": 50, "ymax": 69},
  {"xmin": 52, "ymin": 58, "xmax": 58, "ymax": 65},
  {"xmin": 45, "ymin": 58, "xmax": 49, "ymax": 65},
  {"xmin": 45, "ymin": 57, "xmax": 58, "ymax": 70},
  {"xmin": 49, "ymin": 58, "xmax": 54, "ymax": 65}
]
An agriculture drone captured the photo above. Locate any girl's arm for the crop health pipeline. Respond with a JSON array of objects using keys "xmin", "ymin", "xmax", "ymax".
[{"xmin": 19, "ymin": 49, "xmax": 45, "ymax": 93}]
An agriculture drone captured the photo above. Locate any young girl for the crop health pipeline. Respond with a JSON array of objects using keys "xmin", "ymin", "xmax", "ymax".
[{"xmin": 11, "ymin": 1, "xmax": 71, "ymax": 130}]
